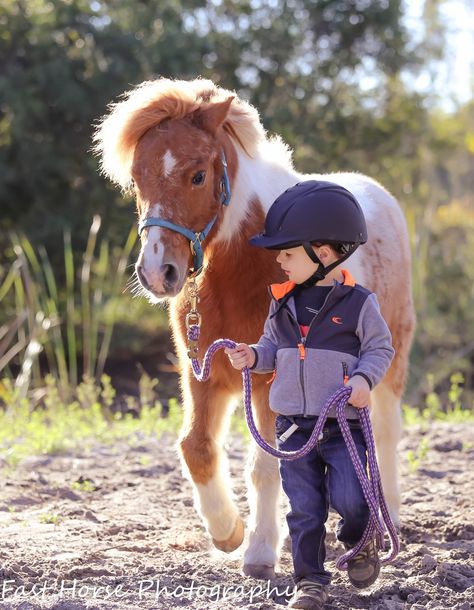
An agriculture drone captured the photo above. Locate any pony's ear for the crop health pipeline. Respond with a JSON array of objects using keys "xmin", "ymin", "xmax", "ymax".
[{"xmin": 193, "ymin": 97, "xmax": 234, "ymax": 135}]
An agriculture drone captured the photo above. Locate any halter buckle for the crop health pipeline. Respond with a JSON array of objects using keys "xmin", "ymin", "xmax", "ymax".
[{"xmin": 190, "ymin": 232, "xmax": 203, "ymax": 256}]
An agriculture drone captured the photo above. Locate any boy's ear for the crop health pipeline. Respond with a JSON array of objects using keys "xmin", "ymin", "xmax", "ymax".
[{"xmin": 315, "ymin": 244, "xmax": 331, "ymax": 261}]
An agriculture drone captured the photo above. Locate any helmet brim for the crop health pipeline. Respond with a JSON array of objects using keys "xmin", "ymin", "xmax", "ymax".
[
  {"xmin": 249, "ymin": 233, "xmax": 364, "ymax": 251},
  {"xmin": 248, "ymin": 233, "xmax": 304, "ymax": 250}
]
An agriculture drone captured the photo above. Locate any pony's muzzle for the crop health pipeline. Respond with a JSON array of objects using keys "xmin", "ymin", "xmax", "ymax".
[{"xmin": 136, "ymin": 262, "xmax": 180, "ymax": 296}]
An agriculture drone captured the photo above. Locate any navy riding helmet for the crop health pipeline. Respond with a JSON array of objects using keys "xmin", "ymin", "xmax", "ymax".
[{"xmin": 249, "ymin": 180, "xmax": 368, "ymax": 286}]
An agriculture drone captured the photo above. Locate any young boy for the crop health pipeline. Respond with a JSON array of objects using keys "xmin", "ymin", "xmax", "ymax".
[{"xmin": 225, "ymin": 180, "xmax": 395, "ymax": 610}]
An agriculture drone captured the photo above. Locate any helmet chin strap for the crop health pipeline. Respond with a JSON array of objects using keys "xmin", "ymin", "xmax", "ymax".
[
  {"xmin": 301, "ymin": 241, "xmax": 358, "ymax": 287},
  {"xmin": 301, "ymin": 242, "xmax": 333, "ymax": 286},
  {"xmin": 270, "ymin": 240, "xmax": 360, "ymax": 319}
]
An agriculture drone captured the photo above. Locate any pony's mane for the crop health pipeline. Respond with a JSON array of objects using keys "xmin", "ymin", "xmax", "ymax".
[{"xmin": 93, "ymin": 78, "xmax": 268, "ymax": 188}]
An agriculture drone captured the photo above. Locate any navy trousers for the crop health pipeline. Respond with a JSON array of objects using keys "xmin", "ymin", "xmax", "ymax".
[{"xmin": 276, "ymin": 414, "xmax": 370, "ymax": 585}]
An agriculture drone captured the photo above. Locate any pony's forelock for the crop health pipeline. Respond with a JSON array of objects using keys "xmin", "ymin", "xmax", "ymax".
[{"xmin": 93, "ymin": 78, "xmax": 266, "ymax": 189}]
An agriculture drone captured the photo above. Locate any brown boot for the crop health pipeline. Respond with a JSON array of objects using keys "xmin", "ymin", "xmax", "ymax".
[
  {"xmin": 345, "ymin": 539, "xmax": 380, "ymax": 589},
  {"xmin": 288, "ymin": 579, "xmax": 329, "ymax": 609}
]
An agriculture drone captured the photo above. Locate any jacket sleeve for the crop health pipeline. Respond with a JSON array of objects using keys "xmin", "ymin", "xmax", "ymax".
[
  {"xmin": 248, "ymin": 300, "xmax": 279, "ymax": 374},
  {"xmin": 352, "ymin": 293, "xmax": 395, "ymax": 389}
]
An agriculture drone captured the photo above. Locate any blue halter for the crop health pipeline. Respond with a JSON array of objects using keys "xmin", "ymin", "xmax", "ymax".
[{"xmin": 138, "ymin": 151, "xmax": 231, "ymax": 277}]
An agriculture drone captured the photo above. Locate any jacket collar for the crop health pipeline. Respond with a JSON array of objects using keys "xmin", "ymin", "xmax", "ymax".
[{"xmin": 270, "ymin": 268, "xmax": 356, "ymax": 300}]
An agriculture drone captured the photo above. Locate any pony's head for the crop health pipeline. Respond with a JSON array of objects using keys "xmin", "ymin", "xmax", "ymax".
[{"xmin": 94, "ymin": 78, "xmax": 265, "ymax": 300}]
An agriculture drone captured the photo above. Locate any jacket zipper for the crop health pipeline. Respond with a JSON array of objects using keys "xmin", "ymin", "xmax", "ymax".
[
  {"xmin": 285, "ymin": 285, "xmax": 336, "ymax": 416},
  {"xmin": 342, "ymin": 361, "xmax": 349, "ymax": 385},
  {"xmin": 284, "ymin": 309, "xmax": 307, "ymax": 414},
  {"xmin": 298, "ymin": 337, "xmax": 307, "ymax": 415}
]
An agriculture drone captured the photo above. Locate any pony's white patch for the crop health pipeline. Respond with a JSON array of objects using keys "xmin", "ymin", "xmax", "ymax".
[
  {"xmin": 216, "ymin": 139, "xmax": 299, "ymax": 244},
  {"xmin": 343, "ymin": 247, "xmax": 366, "ymax": 287},
  {"xmin": 243, "ymin": 444, "xmax": 281, "ymax": 566},
  {"xmin": 302, "ymin": 171, "xmax": 393, "ymax": 222},
  {"xmin": 140, "ymin": 203, "xmax": 168, "ymax": 294},
  {"xmin": 141, "ymin": 203, "xmax": 165, "ymax": 257},
  {"xmin": 162, "ymin": 150, "xmax": 177, "ymax": 177},
  {"xmin": 215, "ymin": 137, "xmax": 401, "ymax": 249},
  {"xmin": 194, "ymin": 471, "xmax": 240, "ymax": 541}
]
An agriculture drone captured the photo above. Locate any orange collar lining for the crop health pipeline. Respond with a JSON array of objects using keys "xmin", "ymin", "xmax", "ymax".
[{"xmin": 270, "ymin": 268, "xmax": 356, "ymax": 299}]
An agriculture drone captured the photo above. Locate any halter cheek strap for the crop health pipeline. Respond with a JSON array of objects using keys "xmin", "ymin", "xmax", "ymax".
[{"xmin": 137, "ymin": 151, "xmax": 231, "ymax": 277}]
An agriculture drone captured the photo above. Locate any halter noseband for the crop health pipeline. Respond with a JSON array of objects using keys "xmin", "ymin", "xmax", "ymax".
[{"xmin": 137, "ymin": 151, "xmax": 231, "ymax": 277}]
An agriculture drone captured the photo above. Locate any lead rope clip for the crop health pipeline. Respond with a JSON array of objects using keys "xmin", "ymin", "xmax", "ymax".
[{"xmin": 185, "ymin": 277, "xmax": 201, "ymax": 359}]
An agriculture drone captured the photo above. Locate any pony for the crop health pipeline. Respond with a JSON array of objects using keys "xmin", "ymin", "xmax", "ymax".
[{"xmin": 94, "ymin": 78, "xmax": 415, "ymax": 579}]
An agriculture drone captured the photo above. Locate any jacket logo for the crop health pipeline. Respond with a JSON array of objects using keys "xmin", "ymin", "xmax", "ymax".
[{"xmin": 331, "ymin": 316, "xmax": 343, "ymax": 325}]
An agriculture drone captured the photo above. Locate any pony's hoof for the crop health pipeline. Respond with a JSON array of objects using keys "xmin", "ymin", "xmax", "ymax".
[
  {"xmin": 212, "ymin": 516, "xmax": 245, "ymax": 552},
  {"xmin": 242, "ymin": 563, "xmax": 276, "ymax": 580}
]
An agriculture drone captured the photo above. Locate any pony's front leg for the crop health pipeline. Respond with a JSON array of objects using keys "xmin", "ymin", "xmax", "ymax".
[
  {"xmin": 178, "ymin": 374, "xmax": 244, "ymax": 552},
  {"xmin": 242, "ymin": 380, "xmax": 281, "ymax": 580}
]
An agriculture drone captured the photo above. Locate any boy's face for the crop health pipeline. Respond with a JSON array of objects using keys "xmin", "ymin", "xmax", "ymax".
[
  {"xmin": 276, "ymin": 244, "xmax": 339, "ymax": 284},
  {"xmin": 276, "ymin": 246, "xmax": 319, "ymax": 284}
]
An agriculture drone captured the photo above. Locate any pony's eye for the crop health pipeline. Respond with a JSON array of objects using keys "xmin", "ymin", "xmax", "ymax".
[{"xmin": 192, "ymin": 171, "xmax": 206, "ymax": 185}]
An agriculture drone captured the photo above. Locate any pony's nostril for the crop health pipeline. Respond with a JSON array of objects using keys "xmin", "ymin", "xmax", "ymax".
[
  {"xmin": 161, "ymin": 264, "xmax": 178, "ymax": 286},
  {"xmin": 136, "ymin": 265, "xmax": 150, "ymax": 290}
]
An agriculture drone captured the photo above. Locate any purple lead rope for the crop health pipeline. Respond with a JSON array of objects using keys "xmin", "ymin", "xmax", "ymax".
[{"xmin": 188, "ymin": 325, "xmax": 399, "ymax": 569}]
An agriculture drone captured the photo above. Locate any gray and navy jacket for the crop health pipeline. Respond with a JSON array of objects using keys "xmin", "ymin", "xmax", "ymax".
[{"xmin": 250, "ymin": 269, "xmax": 395, "ymax": 419}]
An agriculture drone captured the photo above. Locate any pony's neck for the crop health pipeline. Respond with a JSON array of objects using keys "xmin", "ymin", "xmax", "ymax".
[{"xmin": 215, "ymin": 141, "xmax": 300, "ymax": 245}]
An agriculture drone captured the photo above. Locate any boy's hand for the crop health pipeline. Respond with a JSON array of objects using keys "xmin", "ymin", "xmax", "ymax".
[
  {"xmin": 346, "ymin": 375, "xmax": 371, "ymax": 408},
  {"xmin": 224, "ymin": 344, "xmax": 255, "ymax": 370}
]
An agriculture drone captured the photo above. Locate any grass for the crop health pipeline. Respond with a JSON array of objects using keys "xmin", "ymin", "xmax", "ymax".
[
  {"xmin": 402, "ymin": 372, "xmax": 474, "ymax": 426},
  {"xmin": 0, "ymin": 217, "xmax": 184, "ymax": 474},
  {"xmin": 0, "ymin": 374, "xmax": 183, "ymax": 469},
  {"xmin": 0, "ymin": 374, "xmax": 254, "ymax": 469},
  {"xmin": 1, "ymin": 369, "xmax": 472, "ymax": 471},
  {"xmin": 405, "ymin": 437, "xmax": 430, "ymax": 473},
  {"xmin": 39, "ymin": 513, "xmax": 61, "ymax": 525},
  {"xmin": 71, "ymin": 478, "xmax": 98, "ymax": 493},
  {"xmin": 401, "ymin": 372, "xmax": 473, "ymax": 472},
  {"xmin": 0, "ymin": 217, "xmax": 138, "ymax": 398}
]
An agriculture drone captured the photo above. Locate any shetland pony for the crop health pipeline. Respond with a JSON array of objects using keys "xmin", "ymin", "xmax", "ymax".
[{"xmin": 94, "ymin": 78, "xmax": 415, "ymax": 579}]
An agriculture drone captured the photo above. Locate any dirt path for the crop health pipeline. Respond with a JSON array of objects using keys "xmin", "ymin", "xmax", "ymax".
[{"xmin": 1, "ymin": 422, "xmax": 473, "ymax": 610}]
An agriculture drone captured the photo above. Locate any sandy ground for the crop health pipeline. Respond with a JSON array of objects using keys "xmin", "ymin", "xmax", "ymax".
[{"xmin": 0, "ymin": 421, "xmax": 473, "ymax": 610}]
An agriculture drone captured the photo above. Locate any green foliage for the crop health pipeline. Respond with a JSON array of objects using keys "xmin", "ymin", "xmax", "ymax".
[
  {"xmin": 71, "ymin": 478, "xmax": 98, "ymax": 493},
  {"xmin": 406, "ymin": 437, "xmax": 429, "ymax": 474},
  {"xmin": 402, "ymin": 371, "xmax": 474, "ymax": 425},
  {"xmin": 39, "ymin": 513, "xmax": 61, "ymax": 525},
  {"xmin": 0, "ymin": 220, "xmax": 137, "ymax": 396},
  {"xmin": 230, "ymin": 404, "xmax": 251, "ymax": 443},
  {"xmin": 0, "ymin": 0, "xmax": 472, "ymax": 403},
  {"xmin": 0, "ymin": 374, "xmax": 182, "ymax": 468},
  {"xmin": 0, "ymin": 0, "xmax": 419, "ymax": 246}
]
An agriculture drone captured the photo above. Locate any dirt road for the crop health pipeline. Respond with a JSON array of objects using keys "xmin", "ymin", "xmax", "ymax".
[{"xmin": 1, "ymin": 422, "xmax": 473, "ymax": 609}]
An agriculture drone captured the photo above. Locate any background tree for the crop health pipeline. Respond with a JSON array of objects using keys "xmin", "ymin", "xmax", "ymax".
[{"xmin": 0, "ymin": 0, "xmax": 472, "ymax": 404}]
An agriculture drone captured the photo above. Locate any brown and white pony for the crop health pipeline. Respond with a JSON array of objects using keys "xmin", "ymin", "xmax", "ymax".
[{"xmin": 94, "ymin": 78, "xmax": 415, "ymax": 579}]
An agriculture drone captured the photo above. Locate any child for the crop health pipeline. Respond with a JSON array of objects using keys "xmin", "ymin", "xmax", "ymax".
[{"xmin": 225, "ymin": 180, "xmax": 395, "ymax": 610}]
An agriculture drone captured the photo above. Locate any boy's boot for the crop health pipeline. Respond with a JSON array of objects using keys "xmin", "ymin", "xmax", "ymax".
[
  {"xmin": 344, "ymin": 539, "xmax": 380, "ymax": 589},
  {"xmin": 288, "ymin": 579, "xmax": 329, "ymax": 609}
]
